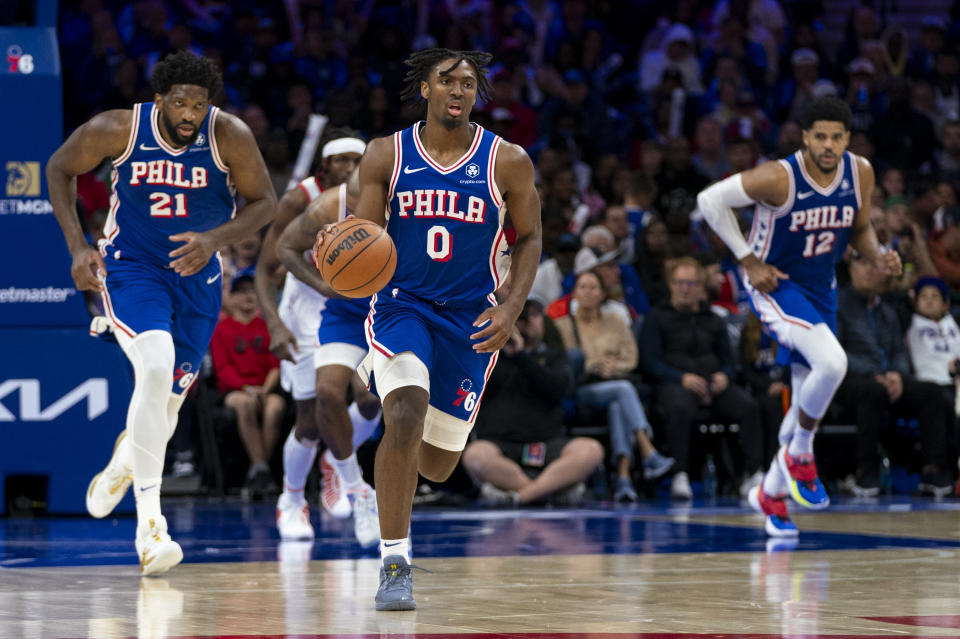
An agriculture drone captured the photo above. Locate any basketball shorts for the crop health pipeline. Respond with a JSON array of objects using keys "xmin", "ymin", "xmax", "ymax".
[
  {"xmin": 278, "ymin": 273, "xmax": 326, "ymax": 400},
  {"xmin": 742, "ymin": 275, "xmax": 837, "ymax": 367},
  {"xmin": 487, "ymin": 436, "xmax": 569, "ymax": 477},
  {"xmin": 100, "ymin": 252, "xmax": 221, "ymax": 394},
  {"xmin": 363, "ymin": 290, "xmax": 498, "ymax": 423},
  {"xmin": 314, "ymin": 298, "xmax": 370, "ymax": 370}
]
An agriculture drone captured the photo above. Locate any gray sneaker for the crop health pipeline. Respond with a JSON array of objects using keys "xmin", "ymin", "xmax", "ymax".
[
  {"xmin": 375, "ymin": 555, "xmax": 421, "ymax": 611},
  {"xmin": 643, "ymin": 451, "xmax": 676, "ymax": 480}
]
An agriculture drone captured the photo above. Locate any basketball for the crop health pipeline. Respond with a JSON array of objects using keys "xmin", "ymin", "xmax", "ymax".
[{"xmin": 316, "ymin": 218, "xmax": 396, "ymax": 298}]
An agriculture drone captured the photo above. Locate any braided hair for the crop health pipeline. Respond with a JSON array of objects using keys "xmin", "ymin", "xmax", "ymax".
[
  {"xmin": 151, "ymin": 50, "xmax": 223, "ymax": 97},
  {"xmin": 400, "ymin": 48, "xmax": 492, "ymax": 104}
]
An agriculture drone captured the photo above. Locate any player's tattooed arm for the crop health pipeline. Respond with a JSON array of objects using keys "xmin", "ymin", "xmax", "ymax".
[
  {"xmin": 169, "ymin": 112, "xmax": 278, "ymax": 276},
  {"xmin": 471, "ymin": 141, "xmax": 542, "ymax": 353},
  {"xmin": 277, "ymin": 190, "xmax": 341, "ymax": 298},
  {"xmin": 849, "ymin": 156, "xmax": 902, "ymax": 276},
  {"xmin": 256, "ymin": 186, "xmax": 310, "ymax": 361},
  {"xmin": 47, "ymin": 109, "xmax": 131, "ymax": 292}
]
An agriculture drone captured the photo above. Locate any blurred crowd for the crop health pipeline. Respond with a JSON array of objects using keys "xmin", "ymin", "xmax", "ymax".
[{"xmin": 65, "ymin": 0, "xmax": 960, "ymax": 502}]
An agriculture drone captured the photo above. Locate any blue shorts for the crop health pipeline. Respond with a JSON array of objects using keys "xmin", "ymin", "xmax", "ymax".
[
  {"xmin": 365, "ymin": 290, "xmax": 497, "ymax": 423},
  {"xmin": 317, "ymin": 298, "xmax": 370, "ymax": 350},
  {"xmin": 743, "ymin": 277, "xmax": 836, "ymax": 367},
  {"xmin": 101, "ymin": 253, "xmax": 222, "ymax": 394}
]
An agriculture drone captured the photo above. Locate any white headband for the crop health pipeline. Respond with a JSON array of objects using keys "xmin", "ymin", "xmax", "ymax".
[{"xmin": 322, "ymin": 137, "xmax": 366, "ymax": 158}]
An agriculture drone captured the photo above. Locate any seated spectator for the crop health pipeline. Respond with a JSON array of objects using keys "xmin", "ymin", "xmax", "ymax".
[
  {"xmin": 555, "ymin": 271, "xmax": 675, "ymax": 502},
  {"xmin": 906, "ymin": 276, "xmax": 960, "ymax": 495},
  {"xmin": 571, "ymin": 227, "xmax": 651, "ymax": 319},
  {"xmin": 738, "ymin": 312, "xmax": 788, "ymax": 496},
  {"xmin": 549, "ymin": 246, "xmax": 631, "ymax": 326},
  {"xmin": 210, "ymin": 274, "xmax": 285, "ymax": 500},
  {"xmin": 834, "ymin": 255, "xmax": 953, "ymax": 496},
  {"xmin": 463, "ymin": 299, "xmax": 604, "ymax": 506},
  {"xmin": 530, "ymin": 232, "xmax": 580, "ymax": 306},
  {"xmin": 639, "ymin": 257, "xmax": 761, "ymax": 500}
]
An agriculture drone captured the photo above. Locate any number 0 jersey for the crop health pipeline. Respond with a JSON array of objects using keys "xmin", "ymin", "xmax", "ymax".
[
  {"xmin": 385, "ymin": 121, "xmax": 508, "ymax": 305},
  {"xmin": 102, "ymin": 102, "xmax": 236, "ymax": 268},
  {"xmin": 747, "ymin": 150, "xmax": 862, "ymax": 295}
]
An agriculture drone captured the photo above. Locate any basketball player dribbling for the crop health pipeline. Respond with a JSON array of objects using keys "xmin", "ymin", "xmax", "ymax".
[
  {"xmin": 316, "ymin": 48, "xmax": 541, "ymax": 610},
  {"xmin": 273, "ymin": 169, "xmax": 383, "ymax": 547},
  {"xmin": 47, "ymin": 51, "xmax": 277, "ymax": 574},
  {"xmin": 697, "ymin": 97, "xmax": 901, "ymax": 536},
  {"xmin": 254, "ymin": 132, "xmax": 382, "ymax": 542}
]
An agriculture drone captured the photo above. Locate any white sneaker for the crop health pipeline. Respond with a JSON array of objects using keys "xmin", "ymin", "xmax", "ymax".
[
  {"xmin": 135, "ymin": 516, "xmax": 183, "ymax": 576},
  {"xmin": 276, "ymin": 494, "xmax": 314, "ymax": 540},
  {"xmin": 671, "ymin": 471, "xmax": 693, "ymax": 500},
  {"xmin": 86, "ymin": 431, "xmax": 133, "ymax": 519},
  {"xmin": 319, "ymin": 449, "xmax": 353, "ymax": 519},
  {"xmin": 349, "ymin": 486, "xmax": 380, "ymax": 548}
]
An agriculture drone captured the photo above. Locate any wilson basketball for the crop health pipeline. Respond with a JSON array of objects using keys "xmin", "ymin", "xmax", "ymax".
[{"xmin": 317, "ymin": 219, "xmax": 396, "ymax": 298}]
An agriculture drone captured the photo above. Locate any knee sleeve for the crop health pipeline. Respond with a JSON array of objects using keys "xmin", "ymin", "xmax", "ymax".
[
  {"xmin": 422, "ymin": 406, "xmax": 473, "ymax": 452},
  {"xmin": 792, "ymin": 324, "xmax": 847, "ymax": 420},
  {"xmin": 360, "ymin": 349, "xmax": 430, "ymax": 401}
]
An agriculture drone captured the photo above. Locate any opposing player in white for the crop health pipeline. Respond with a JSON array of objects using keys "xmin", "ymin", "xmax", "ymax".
[
  {"xmin": 277, "ymin": 170, "xmax": 382, "ymax": 547},
  {"xmin": 697, "ymin": 97, "xmax": 900, "ymax": 536},
  {"xmin": 255, "ymin": 133, "xmax": 377, "ymax": 540}
]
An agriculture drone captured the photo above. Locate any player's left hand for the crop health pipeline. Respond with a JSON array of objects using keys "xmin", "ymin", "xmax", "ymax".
[
  {"xmin": 471, "ymin": 304, "xmax": 519, "ymax": 353},
  {"xmin": 169, "ymin": 231, "xmax": 217, "ymax": 276},
  {"xmin": 875, "ymin": 249, "xmax": 902, "ymax": 276}
]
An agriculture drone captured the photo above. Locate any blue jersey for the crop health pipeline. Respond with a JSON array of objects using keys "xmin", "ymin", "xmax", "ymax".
[
  {"xmin": 385, "ymin": 122, "xmax": 508, "ymax": 305},
  {"xmin": 102, "ymin": 102, "xmax": 236, "ymax": 268},
  {"xmin": 747, "ymin": 150, "xmax": 862, "ymax": 294}
]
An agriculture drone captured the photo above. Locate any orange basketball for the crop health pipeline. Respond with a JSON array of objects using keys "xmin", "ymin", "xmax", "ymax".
[{"xmin": 317, "ymin": 219, "xmax": 396, "ymax": 298}]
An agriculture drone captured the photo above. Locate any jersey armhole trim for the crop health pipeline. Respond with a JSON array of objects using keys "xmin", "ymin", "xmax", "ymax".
[
  {"xmin": 487, "ymin": 136, "xmax": 503, "ymax": 208},
  {"xmin": 387, "ymin": 131, "xmax": 402, "ymax": 201},
  {"xmin": 769, "ymin": 159, "xmax": 795, "ymax": 216},
  {"xmin": 113, "ymin": 104, "xmax": 141, "ymax": 167},
  {"xmin": 209, "ymin": 107, "xmax": 229, "ymax": 173},
  {"xmin": 849, "ymin": 152, "xmax": 863, "ymax": 210}
]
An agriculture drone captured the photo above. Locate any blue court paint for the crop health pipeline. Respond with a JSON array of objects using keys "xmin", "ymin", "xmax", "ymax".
[{"xmin": 1, "ymin": 497, "xmax": 958, "ymax": 570}]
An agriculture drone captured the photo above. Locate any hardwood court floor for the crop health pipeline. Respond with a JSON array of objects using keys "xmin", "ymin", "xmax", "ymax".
[{"xmin": 1, "ymin": 497, "xmax": 959, "ymax": 639}]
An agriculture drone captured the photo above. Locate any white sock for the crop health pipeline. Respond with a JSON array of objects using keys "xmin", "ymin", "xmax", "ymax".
[
  {"xmin": 333, "ymin": 451, "xmax": 364, "ymax": 490},
  {"xmin": 282, "ymin": 431, "xmax": 317, "ymax": 497},
  {"xmin": 380, "ymin": 538, "xmax": 410, "ymax": 562},
  {"xmin": 788, "ymin": 426, "xmax": 815, "ymax": 456},
  {"xmin": 134, "ymin": 476, "xmax": 163, "ymax": 525},
  {"xmin": 349, "ymin": 403, "xmax": 381, "ymax": 449},
  {"xmin": 762, "ymin": 459, "xmax": 788, "ymax": 496}
]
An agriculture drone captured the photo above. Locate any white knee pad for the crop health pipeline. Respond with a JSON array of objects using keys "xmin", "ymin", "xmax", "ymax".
[
  {"xmin": 422, "ymin": 406, "xmax": 473, "ymax": 452},
  {"xmin": 358, "ymin": 349, "xmax": 429, "ymax": 400},
  {"xmin": 125, "ymin": 331, "xmax": 176, "ymax": 396}
]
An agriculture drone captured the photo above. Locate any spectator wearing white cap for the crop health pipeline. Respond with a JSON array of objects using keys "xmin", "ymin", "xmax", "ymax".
[
  {"xmin": 845, "ymin": 56, "xmax": 879, "ymax": 131},
  {"xmin": 640, "ymin": 23, "xmax": 703, "ymax": 94}
]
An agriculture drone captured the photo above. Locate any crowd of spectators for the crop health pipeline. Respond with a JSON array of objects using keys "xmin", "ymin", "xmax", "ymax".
[{"xmin": 64, "ymin": 0, "xmax": 960, "ymax": 500}]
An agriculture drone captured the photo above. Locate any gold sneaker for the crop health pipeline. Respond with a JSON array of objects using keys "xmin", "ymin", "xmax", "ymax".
[
  {"xmin": 86, "ymin": 431, "xmax": 133, "ymax": 518},
  {"xmin": 135, "ymin": 516, "xmax": 183, "ymax": 576}
]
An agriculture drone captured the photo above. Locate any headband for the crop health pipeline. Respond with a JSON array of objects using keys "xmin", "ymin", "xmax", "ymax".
[{"xmin": 322, "ymin": 137, "xmax": 366, "ymax": 158}]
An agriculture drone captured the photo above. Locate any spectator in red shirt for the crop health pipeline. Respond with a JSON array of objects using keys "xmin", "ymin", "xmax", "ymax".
[{"xmin": 210, "ymin": 274, "xmax": 285, "ymax": 500}]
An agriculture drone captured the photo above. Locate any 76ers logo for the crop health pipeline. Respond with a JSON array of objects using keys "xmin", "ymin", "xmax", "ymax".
[
  {"xmin": 452, "ymin": 378, "xmax": 477, "ymax": 412},
  {"xmin": 7, "ymin": 45, "xmax": 34, "ymax": 74},
  {"xmin": 465, "ymin": 163, "xmax": 480, "ymax": 178},
  {"xmin": 174, "ymin": 363, "xmax": 196, "ymax": 390}
]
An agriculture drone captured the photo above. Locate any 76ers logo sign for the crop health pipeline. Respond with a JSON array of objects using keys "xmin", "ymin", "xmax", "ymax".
[{"xmin": 465, "ymin": 163, "xmax": 480, "ymax": 178}]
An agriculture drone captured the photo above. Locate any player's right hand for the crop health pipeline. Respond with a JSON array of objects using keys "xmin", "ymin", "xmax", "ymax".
[
  {"xmin": 70, "ymin": 246, "xmax": 106, "ymax": 293},
  {"xmin": 742, "ymin": 255, "xmax": 788, "ymax": 293},
  {"xmin": 312, "ymin": 215, "xmax": 355, "ymax": 268},
  {"xmin": 268, "ymin": 321, "xmax": 299, "ymax": 362}
]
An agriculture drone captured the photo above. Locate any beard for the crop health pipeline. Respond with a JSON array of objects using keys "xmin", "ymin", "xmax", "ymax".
[{"xmin": 161, "ymin": 109, "xmax": 200, "ymax": 147}]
